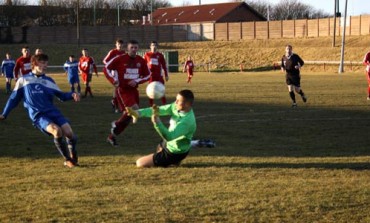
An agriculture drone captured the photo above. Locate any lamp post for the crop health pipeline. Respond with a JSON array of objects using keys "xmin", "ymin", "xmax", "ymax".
[
  {"xmin": 77, "ymin": 0, "xmax": 80, "ymax": 47},
  {"xmin": 338, "ymin": 0, "xmax": 348, "ymax": 74}
]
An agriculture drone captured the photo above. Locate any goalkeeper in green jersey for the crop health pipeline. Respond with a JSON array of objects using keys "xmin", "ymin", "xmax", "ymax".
[{"xmin": 126, "ymin": 89, "xmax": 196, "ymax": 167}]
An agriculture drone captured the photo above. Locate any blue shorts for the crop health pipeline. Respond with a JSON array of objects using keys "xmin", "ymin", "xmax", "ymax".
[
  {"xmin": 5, "ymin": 72, "xmax": 14, "ymax": 79},
  {"xmin": 33, "ymin": 110, "xmax": 69, "ymax": 135},
  {"xmin": 68, "ymin": 74, "xmax": 80, "ymax": 85}
]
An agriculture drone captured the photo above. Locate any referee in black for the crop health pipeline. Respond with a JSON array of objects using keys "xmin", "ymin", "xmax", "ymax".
[{"xmin": 281, "ymin": 44, "xmax": 307, "ymax": 107}]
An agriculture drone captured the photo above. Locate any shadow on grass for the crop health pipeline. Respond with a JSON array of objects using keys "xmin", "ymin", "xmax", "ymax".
[
  {"xmin": 182, "ymin": 162, "xmax": 370, "ymax": 171},
  {"xmin": 1, "ymin": 94, "xmax": 370, "ymax": 160}
]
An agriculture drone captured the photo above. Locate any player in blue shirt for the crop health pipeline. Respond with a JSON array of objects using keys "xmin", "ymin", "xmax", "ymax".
[
  {"xmin": 63, "ymin": 55, "xmax": 81, "ymax": 93},
  {"xmin": 0, "ymin": 54, "xmax": 81, "ymax": 168},
  {"xmin": 1, "ymin": 52, "xmax": 16, "ymax": 94}
]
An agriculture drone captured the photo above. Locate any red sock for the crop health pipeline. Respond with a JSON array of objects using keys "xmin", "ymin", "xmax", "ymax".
[{"xmin": 113, "ymin": 113, "xmax": 132, "ymax": 135}]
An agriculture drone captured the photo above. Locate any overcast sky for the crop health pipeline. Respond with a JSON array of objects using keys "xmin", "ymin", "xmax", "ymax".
[{"xmin": 171, "ymin": 0, "xmax": 369, "ymax": 16}]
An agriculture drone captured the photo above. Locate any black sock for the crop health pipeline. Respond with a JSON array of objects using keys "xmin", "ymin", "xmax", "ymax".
[
  {"xmin": 289, "ymin": 91, "xmax": 296, "ymax": 103},
  {"xmin": 54, "ymin": 137, "xmax": 72, "ymax": 160},
  {"xmin": 298, "ymin": 89, "xmax": 305, "ymax": 96},
  {"xmin": 6, "ymin": 82, "xmax": 10, "ymax": 92},
  {"xmin": 66, "ymin": 135, "xmax": 78, "ymax": 163}
]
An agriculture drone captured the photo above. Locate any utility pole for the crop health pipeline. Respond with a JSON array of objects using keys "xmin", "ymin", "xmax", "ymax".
[
  {"xmin": 117, "ymin": 1, "xmax": 120, "ymax": 27},
  {"xmin": 93, "ymin": 0, "xmax": 96, "ymax": 26},
  {"xmin": 332, "ymin": 0, "xmax": 337, "ymax": 47},
  {"xmin": 77, "ymin": 0, "xmax": 80, "ymax": 48},
  {"xmin": 338, "ymin": 0, "xmax": 348, "ymax": 74}
]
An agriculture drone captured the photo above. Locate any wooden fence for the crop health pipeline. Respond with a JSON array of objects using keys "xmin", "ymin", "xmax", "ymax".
[{"xmin": 1, "ymin": 15, "xmax": 369, "ymax": 44}]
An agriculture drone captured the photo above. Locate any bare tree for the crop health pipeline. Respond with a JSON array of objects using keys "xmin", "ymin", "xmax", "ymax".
[{"xmin": 245, "ymin": 0, "xmax": 330, "ymax": 20}]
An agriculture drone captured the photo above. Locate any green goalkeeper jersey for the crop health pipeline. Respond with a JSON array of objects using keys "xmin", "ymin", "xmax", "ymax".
[{"xmin": 139, "ymin": 103, "xmax": 196, "ymax": 154}]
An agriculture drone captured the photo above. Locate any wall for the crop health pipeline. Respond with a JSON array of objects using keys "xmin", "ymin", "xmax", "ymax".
[{"xmin": 1, "ymin": 15, "xmax": 369, "ymax": 44}]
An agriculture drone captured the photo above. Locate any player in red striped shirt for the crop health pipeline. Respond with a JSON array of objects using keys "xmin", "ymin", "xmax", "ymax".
[
  {"xmin": 104, "ymin": 40, "xmax": 150, "ymax": 146},
  {"xmin": 14, "ymin": 46, "xmax": 31, "ymax": 79},
  {"xmin": 144, "ymin": 41, "xmax": 169, "ymax": 106},
  {"xmin": 362, "ymin": 50, "xmax": 370, "ymax": 100},
  {"xmin": 103, "ymin": 39, "xmax": 125, "ymax": 112},
  {"xmin": 79, "ymin": 48, "xmax": 98, "ymax": 97},
  {"xmin": 183, "ymin": 56, "xmax": 194, "ymax": 83}
]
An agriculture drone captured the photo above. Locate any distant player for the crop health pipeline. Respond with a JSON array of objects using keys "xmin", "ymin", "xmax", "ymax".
[
  {"xmin": 79, "ymin": 48, "xmax": 98, "ymax": 97},
  {"xmin": 126, "ymin": 89, "xmax": 196, "ymax": 167},
  {"xmin": 63, "ymin": 55, "xmax": 81, "ymax": 93},
  {"xmin": 104, "ymin": 39, "xmax": 150, "ymax": 146},
  {"xmin": 362, "ymin": 50, "xmax": 370, "ymax": 100},
  {"xmin": 35, "ymin": 48, "xmax": 43, "ymax": 55},
  {"xmin": 1, "ymin": 52, "xmax": 16, "ymax": 94},
  {"xmin": 14, "ymin": 46, "xmax": 31, "ymax": 79},
  {"xmin": 281, "ymin": 44, "xmax": 307, "ymax": 107},
  {"xmin": 144, "ymin": 41, "xmax": 169, "ymax": 106},
  {"xmin": 103, "ymin": 39, "xmax": 125, "ymax": 113},
  {"xmin": 183, "ymin": 56, "xmax": 194, "ymax": 83},
  {"xmin": 0, "ymin": 54, "xmax": 80, "ymax": 168}
]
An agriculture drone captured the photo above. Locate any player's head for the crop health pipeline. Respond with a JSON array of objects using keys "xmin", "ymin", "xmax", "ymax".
[
  {"xmin": 69, "ymin": 55, "xmax": 75, "ymax": 62},
  {"xmin": 116, "ymin": 39, "xmax": 124, "ymax": 50},
  {"xmin": 5, "ymin": 52, "xmax": 11, "ymax": 59},
  {"xmin": 187, "ymin": 55, "xmax": 191, "ymax": 60},
  {"xmin": 21, "ymin": 46, "xmax": 30, "ymax": 57},
  {"xmin": 150, "ymin": 41, "xmax": 158, "ymax": 52},
  {"xmin": 176, "ymin": 89, "xmax": 194, "ymax": 112},
  {"xmin": 127, "ymin": 39, "xmax": 139, "ymax": 57},
  {"xmin": 35, "ymin": 48, "xmax": 43, "ymax": 55},
  {"xmin": 82, "ymin": 48, "xmax": 89, "ymax": 56},
  {"xmin": 285, "ymin": 45, "xmax": 293, "ymax": 55},
  {"xmin": 31, "ymin": 54, "xmax": 48, "ymax": 75}
]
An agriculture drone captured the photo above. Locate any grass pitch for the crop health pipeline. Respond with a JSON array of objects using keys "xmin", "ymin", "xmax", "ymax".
[{"xmin": 0, "ymin": 71, "xmax": 370, "ymax": 222}]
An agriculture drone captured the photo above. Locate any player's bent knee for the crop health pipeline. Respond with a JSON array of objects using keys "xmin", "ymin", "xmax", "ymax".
[{"xmin": 47, "ymin": 124, "xmax": 62, "ymax": 137}]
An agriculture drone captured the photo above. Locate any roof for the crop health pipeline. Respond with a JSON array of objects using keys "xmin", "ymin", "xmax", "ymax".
[{"xmin": 149, "ymin": 2, "xmax": 265, "ymax": 25}]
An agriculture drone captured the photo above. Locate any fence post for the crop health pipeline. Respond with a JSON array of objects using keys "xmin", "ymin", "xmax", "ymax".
[
  {"xmin": 253, "ymin": 21, "xmax": 256, "ymax": 39},
  {"xmin": 227, "ymin": 22, "xmax": 229, "ymax": 41},
  {"xmin": 267, "ymin": 21, "xmax": 269, "ymax": 39},
  {"xmin": 306, "ymin": 19, "xmax": 308, "ymax": 37},
  {"xmin": 240, "ymin": 21, "xmax": 242, "ymax": 40},
  {"xmin": 359, "ymin": 15, "xmax": 362, "ymax": 35},
  {"xmin": 317, "ymin": 18, "xmax": 319, "ymax": 37},
  {"xmin": 281, "ymin": 20, "xmax": 283, "ymax": 38}
]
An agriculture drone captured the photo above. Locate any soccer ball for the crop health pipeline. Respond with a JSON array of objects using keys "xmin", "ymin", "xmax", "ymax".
[{"xmin": 146, "ymin": 81, "xmax": 165, "ymax": 99}]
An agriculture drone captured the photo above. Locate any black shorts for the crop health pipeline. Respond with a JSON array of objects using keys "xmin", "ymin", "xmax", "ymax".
[
  {"xmin": 153, "ymin": 142, "xmax": 189, "ymax": 167},
  {"xmin": 286, "ymin": 75, "xmax": 300, "ymax": 87}
]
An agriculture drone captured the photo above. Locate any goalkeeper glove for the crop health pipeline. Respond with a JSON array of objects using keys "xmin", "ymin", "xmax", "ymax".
[{"xmin": 126, "ymin": 107, "xmax": 139, "ymax": 124}]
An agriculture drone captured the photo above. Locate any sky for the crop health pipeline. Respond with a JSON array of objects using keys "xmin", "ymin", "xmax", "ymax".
[{"xmin": 171, "ymin": 0, "xmax": 370, "ymax": 16}]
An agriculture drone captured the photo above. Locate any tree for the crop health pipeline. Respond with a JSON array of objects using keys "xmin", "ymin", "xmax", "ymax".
[{"xmin": 244, "ymin": 0, "xmax": 330, "ymax": 20}]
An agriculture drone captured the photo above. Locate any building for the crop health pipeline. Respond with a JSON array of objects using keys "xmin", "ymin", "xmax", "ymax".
[{"xmin": 145, "ymin": 2, "xmax": 266, "ymax": 41}]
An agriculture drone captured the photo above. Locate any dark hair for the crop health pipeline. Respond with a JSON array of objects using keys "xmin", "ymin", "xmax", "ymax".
[
  {"xmin": 31, "ymin": 54, "xmax": 48, "ymax": 69},
  {"xmin": 179, "ymin": 89, "xmax": 194, "ymax": 104},
  {"xmin": 69, "ymin": 55, "xmax": 75, "ymax": 58},
  {"xmin": 150, "ymin": 41, "xmax": 158, "ymax": 45},
  {"xmin": 22, "ymin": 46, "xmax": 29, "ymax": 49},
  {"xmin": 127, "ymin": 39, "xmax": 139, "ymax": 45},
  {"xmin": 82, "ymin": 48, "xmax": 88, "ymax": 51},
  {"xmin": 116, "ymin": 39, "xmax": 124, "ymax": 44}
]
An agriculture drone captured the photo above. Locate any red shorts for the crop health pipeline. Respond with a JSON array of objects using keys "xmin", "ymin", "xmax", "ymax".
[
  {"xmin": 366, "ymin": 72, "xmax": 370, "ymax": 84},
  {"xmin": 149, "ymin": 76, "xmax": 165, "ymax": 84},
  {"xmin": 116, "ymin": 87, "xmax": 139, "ymax": 109},
  {"xmin": 81, "ymin": 73, "xmax": 92, "ymax": 84},
  {"xmin": 187, "ymin": 71, "xmax": 193, "ymax": 77}
]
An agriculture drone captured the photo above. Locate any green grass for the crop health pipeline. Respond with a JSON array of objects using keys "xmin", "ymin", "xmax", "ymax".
[{"xmin": 1, "ymin": 71, "xmax": 370, "ymax": 222}]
